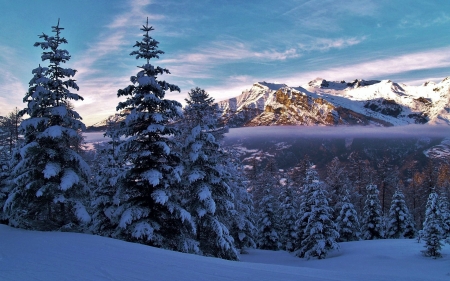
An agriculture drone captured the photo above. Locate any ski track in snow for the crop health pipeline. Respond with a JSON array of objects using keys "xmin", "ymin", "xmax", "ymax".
[{"xmin": 1, "ymin": 225, "xmax": 449, "ymax": 281}]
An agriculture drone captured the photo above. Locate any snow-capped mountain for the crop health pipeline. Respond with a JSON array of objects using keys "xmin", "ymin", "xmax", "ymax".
[{"xmin": 218, "ymin": 77, "xmax": 450, "ymax": 127}]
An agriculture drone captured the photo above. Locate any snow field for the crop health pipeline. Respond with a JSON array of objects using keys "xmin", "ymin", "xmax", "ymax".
[{"xmin": 1, "ymin": 224, "xmax": 449, "ymax": 281}]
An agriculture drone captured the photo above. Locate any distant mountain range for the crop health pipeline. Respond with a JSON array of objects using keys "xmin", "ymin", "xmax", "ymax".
[{"xmin": 218, "ymin": 77, "xmax": 450, "ymax": 127}]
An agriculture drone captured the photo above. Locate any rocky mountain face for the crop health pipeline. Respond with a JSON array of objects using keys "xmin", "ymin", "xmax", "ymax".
[{"xmin": 218, "ymin": 77, "xmax": 450, "ymax": 127}]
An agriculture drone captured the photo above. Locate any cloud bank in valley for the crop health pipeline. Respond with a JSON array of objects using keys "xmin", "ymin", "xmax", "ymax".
[{"xmin": 224, "ymin": 125, "xmax": 450, "ymax": 140}]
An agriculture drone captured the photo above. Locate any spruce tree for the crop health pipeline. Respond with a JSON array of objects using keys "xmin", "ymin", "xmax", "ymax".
[
  {"xmin": 89, "ymin": 142, "xmax": 127, "ymax": 236},
  {"xmin": 336, "ymin": 189, "xmax": 361, "ymax": 242},
  {"xmin": 362, "ymin": 184, "xmax": 384, "ymax": 240},
  {"xmin": 294, "ymin": 164, "xmax": 317, "ymax": 254},
  {"xmin": 256, "ymin": 185, "xmax": 280, "ymax": 250},
  {"xmin": 225, "ymin": 157, "xmax": 256, "ymax": 254},
  {"xmin": 325, "ymin": 157, "xmax": 349, "ymax": 219},
  {"xmin": 179, "ymin": 87, "xmax": 238, "ymax": 260},
  {"xmin": 422, "ymin": 191, "xmax": 444, "ymax": 258},
  {"xmin": 278, "ymin": 177, "xmax": 299, "ymax": 252},
  {"xmin": 255, "ymin": 158, "xmax": 280, "ymax": 250},
  {"xmin": 295, "ymin": 168, "xmax": 339, "ymax": 259},
  {"xmin": 438, "ymin": 194, "xmax": 450, "ymax": 244},
  {"xmin": 386, "ymin": 188, "xmax": 416, "ymax": 239},
  {"xmin": 108, "ymin": 20, "xmax": 195, "ymax": 252},
  {"xmin": 0, "ymin": 111, "xmax": 18, "ymax": 223},
  {"xmin": 89, "ymin": 114, "xmax": 129, "ymax": 236},
  {"xmin": 3, "ymin": 20, "xmax": 90, "ymax": 230}
]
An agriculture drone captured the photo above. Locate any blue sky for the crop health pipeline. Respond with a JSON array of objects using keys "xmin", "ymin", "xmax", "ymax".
[{"xmin": 1, "ymin": 0, "xmax": 450, "ymax": 125}]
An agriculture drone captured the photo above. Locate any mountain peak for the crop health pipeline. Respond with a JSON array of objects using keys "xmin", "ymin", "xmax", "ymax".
[
  {"xmin": 441, "ymin": 76, "xmax": 450, "ymax": 83},
  {"xmin": 254, "ymin": 81, "xmax": 287, "ymax": 91},
  {"xmin": 219, "ymin": 77, "xmax": 450, "ymax": 127}
]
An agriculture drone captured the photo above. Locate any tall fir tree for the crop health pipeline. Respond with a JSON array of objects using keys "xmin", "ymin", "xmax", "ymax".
[
  {"xmin": 422, "ymin": 191, "xmax": 444, "ymax": 258},
  {"xmin": 437, "ymin": 194, "xmax": 450, "ymax": 245},
  {"xmin": 3, "ymin": 20, "xmax": 90, "ymax": 230},
  {"xmin": 106, "ymin": 20, "xmax": 195, "ymax": 252},
  {"xmin": 278, "ymin": 176, "xmax": 299, "ymax": 252},
  {"xmin": 179, "ymin": 87, "xmax": 238, "ymax": 260},
  {"xmin": 361, "ymin": 184, "xmax": 384, "ymax": 240},
  {"xmin": 256, "ymin": 185, "xmax": 280, "ymax": 250},
  {"xmin": 225, "ymin": 156, "xmax": 256, "ymax": 254},
  {"xmin": 386, "ymin": 188, "xmax": 416, "ymax": 239},
  {"xmin": 336, "ymin": 189, "xmax": 361, "ymax": 242},
  {"xmin": 294, "ymin": 164, "xmax": 317, "ymax": 253},
  {"xmin": 0, "ymin": 109, "xmax": 21, "ymax": 223},
  {"xmin": 89, "ymin": 142, "xmax": 127, "ymax": 236},
  {"xmin": 255, "ymin": 158, "xmax": 280, "ymax": 250},
  {"xmin": 89, "ymin": 114, "xmax": 127, "ymax": 236},
  {"xmin": 325, "ymin": 157, "xmax": 349, "ymax": 219},
  {"xmin": 295, "ymin": 167, "xmax": 339, "ymax": 259}
]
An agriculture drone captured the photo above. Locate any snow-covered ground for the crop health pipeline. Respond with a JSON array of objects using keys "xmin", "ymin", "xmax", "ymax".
[{"xmin": 1, "ymin": 224, "xmax": 449, "ymax": 281}]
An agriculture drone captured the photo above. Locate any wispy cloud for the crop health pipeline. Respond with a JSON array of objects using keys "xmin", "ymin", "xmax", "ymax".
[
  {"xmin": 160, "ymin": 40, "xmax": 300, "ymax": 79},
  {"xmin": 72, "ymin": 75, "xmax": 132, "ymax": 125},
  {"xmin": 72, "ymin": 0, "xmax": 165, "ymax": 125},
  {"xmin": 0, "ymin": 46, "xmax": 28, "ymax": 115},
  {"xmin": 283, "ymin": 0, "xmax": 378, "ymax": 31},
  {"xmin": 162, "ymin": 41, "xmax": 299, "ymax": 65},
  {"xmin": 106, "ymin": 0, "xmax": 163, "ymax": 29},
  {"xmin": 297, "ymin": 36, "xmax": 366, "ymax": 52},
  {"xmin": 280, "ymin": 47, "xmax": 450, "ymax": 86},
  {"xmin": 399, "ymin": 13, "xmax": 450, "ymax": 28}
]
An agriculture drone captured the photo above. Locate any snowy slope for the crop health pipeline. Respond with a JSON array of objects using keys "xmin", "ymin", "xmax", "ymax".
[
  {"xmin": 219, "ymin": 78, "xmax": 450, "ymax": 127},
  {"xmin": 1, "ymin": 224, "xmax": 449, "ymax": 281},
  {"xmin": 424, "ymin": 137, "xmax": 450, "ymax": 159}
]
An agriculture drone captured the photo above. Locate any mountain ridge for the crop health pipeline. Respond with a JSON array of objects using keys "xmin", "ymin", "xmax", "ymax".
[{"xmin": 218, "ymin": 77, "xmax": 450, "ymax": 127}]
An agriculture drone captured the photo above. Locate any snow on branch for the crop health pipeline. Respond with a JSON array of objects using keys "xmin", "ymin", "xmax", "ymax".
[
  {"xmin": 60, "ymin": 169, "xmax": 80, "ymax": 191},
  {"xmin": 43, "ymin": 162, "xmax": 61, "ymax": 179}
]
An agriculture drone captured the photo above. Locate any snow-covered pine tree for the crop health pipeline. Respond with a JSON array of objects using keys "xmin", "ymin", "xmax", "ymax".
[
  {"xmin": 256, "ymin": 185, "xmax": 280, "ymax": 250},
  {"xmin": 109, "ymin": 20, "xmax": 196, "ymax": 252},
  {"xmin": 254, "ymin": 157, "xmax": 281, "ymax": 250},
  {"xmin": 278, "ymin": 176, "xmax": 299, "ymax": 252},
  {"xmin": 422, "ymin": 191, "xmax": 444, "ymax": 258},
  {"xmin": 0, "ymin": 111, "xmax": 17, "ymax": 223},
  {"xmin": 224, "ymin": 155, "xmax": 256, "ymax": 254},
  {"xmin": 438, "ymin": 194, "xmax": 450, "ymax": 244},
  {"xmin": 325, "ymin": 157, "xmax": 349, "ymax": 219},
  {"xmin": 179, "ymin": 87, "xmax": 238, "ymax": 260},
  {"xmin": 89, "ymin": 118, "xmax": 128, "ymax": 237},
  {"xmin": 386, "ymin": 188, "xmax": 416, "ymax": 239},
  {"xmin": 3, "ymin": 20, "xmax": 90, "ymax": 231},
  {"xmin": 297, "ymin": 172, "xmax": 339, "ymax": 259},
  {"xmin": 253, "ymin": 157, "xmax": 278, "ymax": 204},
  {"xmin": 336, "ymin": 189, "xmax": 361, "ymax": 242},
  {"xmin": 293, "ymin": 164, "xmax": 317, "ymax": 254},
  {"xmin": 361, "ymin": 184, "xmax": 384, "ymax": 240}
]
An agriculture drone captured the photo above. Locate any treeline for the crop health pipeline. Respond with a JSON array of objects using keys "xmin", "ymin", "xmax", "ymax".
[
  {"xmin": 0, "ymin": 19, "xmax": 449, "ymax": 261},
  {"xmin": 244, "ymin": 156, "xmax": 450, "ymax": 258}
]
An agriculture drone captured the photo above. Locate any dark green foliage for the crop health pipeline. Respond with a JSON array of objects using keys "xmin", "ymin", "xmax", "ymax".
[
  {"xmin": 422, "ymin": 191, "xmax": 444, "ymax": 258},
  {"xmin": 103, "ymin": 20, "xmax": 194, "ymax": 252},
  {"xmin": 4, "ymin": 20, "xmax": 90, "ymax": 231},
  {"xmin": 362, "ymin": 184, "xmax": 384, "ymax": 240}
]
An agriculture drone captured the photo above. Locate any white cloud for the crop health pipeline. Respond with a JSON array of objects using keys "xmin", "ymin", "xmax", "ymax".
[
  {"xmin": 297, "ymin": 36, "xmax": 366, "ymax": 52},
  {"xmin": 280, "ymin": 47, "xmax": 450, "ymax": 86},
  {"xmin": 159, "ymin": 40, "xmax": 300, "ymax": 80},
  {"xmin": 107, "ymin": 0, "xmax": 163, "ymax": 29},
  {"xmin": 162, "ymin": 41, "xmax": 299, "ymax": 65},
  {"xmin": 0, "ymin": 46, "xmax": 29, "ymax": 115},
  {"xmin": 283, "ymin": 0, "xmax": 378, "ymax": 31},
  {"xmin": 399, "ymin": 13, "xmax": 450, "ymax": 29},
  {"xmin": 71, "ymin": 0, "xmax": 163, "ymax": 125}
]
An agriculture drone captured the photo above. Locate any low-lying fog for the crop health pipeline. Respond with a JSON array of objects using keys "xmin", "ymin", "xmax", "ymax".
[
  {"xmin": 83, "ymin": 124, "xmax": 450, "ymax": 145},
  {"xmin": 224, "ymin": 125, "xmax": 450, "ymax": 140}
]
